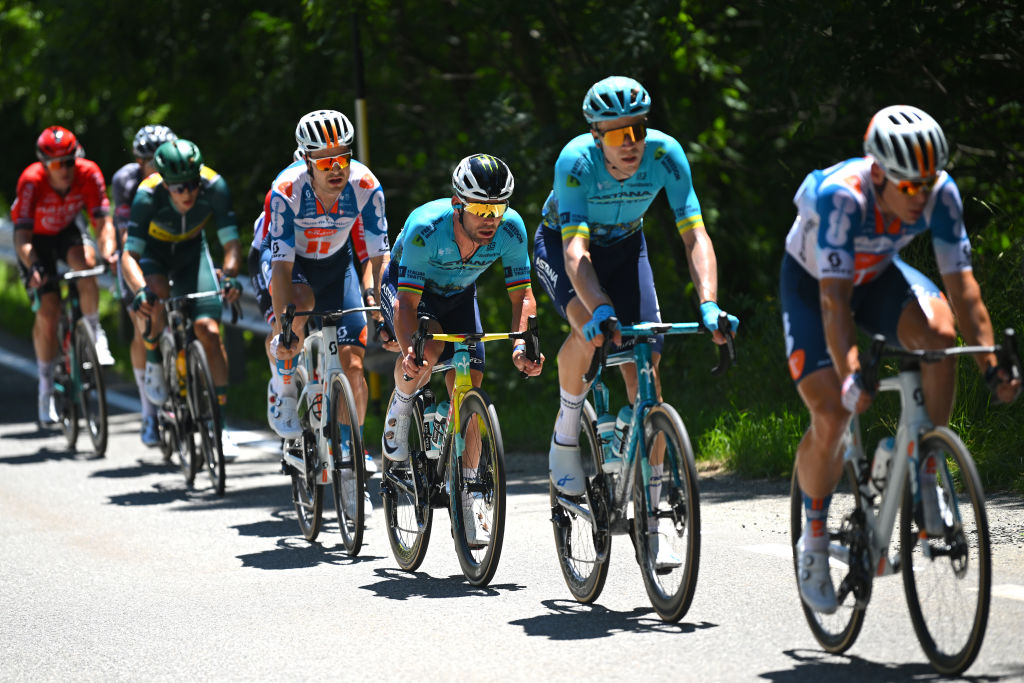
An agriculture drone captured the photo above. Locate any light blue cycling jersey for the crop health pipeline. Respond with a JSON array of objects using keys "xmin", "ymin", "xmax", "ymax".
[
  {"xmin": 539, "ymin": 129, "xmax": 704, "ymax": 247},
  {"xmin": 784, "ymin": 157, "xmax": 972, "ymax": 284},
  {"xmin": 393, "ymin": 198, "xmax": 531, "ymax": 298}
]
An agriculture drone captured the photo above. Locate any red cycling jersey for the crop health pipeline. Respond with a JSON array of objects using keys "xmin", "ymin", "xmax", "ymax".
[{"xmin": 11, "ymin": 159, "xmax": 110, "ymax": 236}]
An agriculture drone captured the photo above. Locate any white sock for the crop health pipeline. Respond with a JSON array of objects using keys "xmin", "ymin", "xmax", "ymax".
[
  {"xmin": 276, "ymin": 358, "xmax": 297, "ymax": 398},
  {"xmin": 85, "ymin": 313, "xmax": 100, "ymax": 334},
  {"xmin": 647, "ymin": 464, "xmax": 664, "ymax": 531},
  {"xmin": 553, "ymin": 388, "xmax": 587, "ymax": 446},
  {"xmin": 38, "ymin": 359, "xmax": 56, "ymax": 395},
  {"xmin": 462, "ymin": 466, "xmax": 477, "ymax": 483},
  {"xmin": 134, "ymin": 367, "xmax": 156, "ymax": 419},
  {"xmin": 388, "ymin": 388, "xmax": 415, "ymax": 418},
  {"xmin": 268, "ymin": 359, "xmax": 284, "ymax": 395}
]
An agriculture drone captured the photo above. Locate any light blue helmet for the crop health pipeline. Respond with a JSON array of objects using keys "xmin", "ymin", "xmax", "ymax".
[{"xmin": 582, "ymin": 76, "xmax": 651, "ymax": 123}]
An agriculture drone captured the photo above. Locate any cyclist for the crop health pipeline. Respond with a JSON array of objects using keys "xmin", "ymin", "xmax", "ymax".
[
  {"xmin": 111, "ymin": 124, "xmax": 178, "ymax": 446},
  {"xmin": 267, "ymin": 110, "xmax": 391, "ymax": 514},
  {"xmin": 533, "ymin": 76, "xmax": 737, "ymax": 567},
  {"xmin": 378, "ymin": 153, "xmax": 544, "ymax": 546},
  {"xmin": 782, "ymin": 105, "xmax": 1022, "ymax": 614},
  {"xmin": 253, "ymin": 147, "xmax": 383, "ymax": 480},
  {"xmin": 121, "ymin": 138, "xmax": 243, "ymax": 457},
  {"xmin": 12, "ymin": 125, "xmax": 117, "ymax": 425}
]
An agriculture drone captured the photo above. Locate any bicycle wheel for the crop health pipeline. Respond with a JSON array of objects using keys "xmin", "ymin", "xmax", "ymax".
[
  {"xmin": 329, "ymin": 373, "xmax": 365, "ymax": 555},
  {"xmin": 74, "ymin": 319, "xmax": 108, "ymax": 457},
  {"xmin": 630, "ymin": 404, "xmax": 700, "ymax": 622},
  {"xmin": 900, "ymin": 427, "xmax": 991, "ymax": 675},
  {"xmin": 789, "ymin": 459, "xmax": 868, "ymax": 653},
  {"xmin": 54, "ymin": 344, "xmax": 79, "ymax": 448},
  {"xmin": 289, "ymin": 429, "xmax": 325, "ymax": 542},
  {"xmin": 381, "ymin": 392, "xmax": 433, "ymax": 571},
  {"xmin": 550, "ymin": 400, "xmax": 611, "ymax": 603},
  {"xmin": 161, "ymin": 336, "xmax": 195, "ymax": 482},
  {"xmin": 186, "ymin": 340, "xmax": 225, "ymax": 496},
  {"xmin": 450, "ymin": 387, "xmax": 506, "ymax": 586}
]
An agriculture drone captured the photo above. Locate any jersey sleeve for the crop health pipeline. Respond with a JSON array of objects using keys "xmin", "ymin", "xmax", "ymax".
[
  {"xmin": 125, "ymin": 181, "xmax": 157, "ymax": 257},
  {"xmin": 395, "ymin": 220, "xmax": 429, "ymax": 296},
  {"xmin": 552, "ymin": 147, "xmax": 593, "ymax": 241},
  {"xmin": 11, "ymin": 170, "xmax": 39, "ymax": 231},
  {"xmin": 813, "ymin": 188, "xmax": 862, "ymax": 280},
  {"xmin": 202, "ymin": 167, "xmax": 239, "ymax": 245},
  {"xmin": 929, "ymin": 177, "xmax": 973, "ymax": 274},
  {"xmin": 268, "ymin": 182, "xmax": 297, "ymax": 263},
  {"xmin": 499, "ymin": 210, "xmax": 532, "ymax": 293},
  {"xmin": 79, "ymin": 160, "xmax": 110, "ymax": 231},
  {"xmin": 655, "ymin": 137, "xmax": 705, "ymax": 236}
]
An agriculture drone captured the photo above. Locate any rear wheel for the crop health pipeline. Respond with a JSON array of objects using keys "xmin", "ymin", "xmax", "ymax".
[
  {"xmin": 789, "ymin": 458, "xmax": 868, "ymax": 653},
  {"xmin": 54, "ymin": 341, "xmax": 79, "ymax": 449},
  {"xmin": 382, "ymin": 392, "xmax": 433, "ymax": 571},
  {"xmin": 290, "ymin": 429, "xmax": 325, "ymax": 542},
  {"xmin": 74, "ymin": 320, "xmax": 108, "ymax": 457},
  {"xmin": 187, "ymin": 340, "xmax": 224, "ymax": 495},
  {"xmin": 450, "ymin": 388, "xmax": 506, "ymax": 586},
  {"xmin": 901, "ymin": 427, "xmax": 991, "ymax": 676},
  {"xmin": 329, "ymin": 374, "xmax": 365, "ymax": 555},
  {"xmin": 551, "ymin": 400, "xmax": 611, "ymax": 603},
  {"xmin": 161, "ymin": 337, "xmax": 195, "ymax": 483},
  {"xmin": 631, "ymin": 404, "xmax": 700, "ymax": 622}
]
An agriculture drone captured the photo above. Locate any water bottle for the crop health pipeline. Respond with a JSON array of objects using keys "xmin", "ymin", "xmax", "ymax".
[
  {"xmin": 611, "ymin": 405, "xmax": 633, "ymax": 458},
  {"xmin": 595, "ymin": 412, "xmax": 619, "ymax": 474},
  {"xmin": 430, "ymin": 401, "xmax": 449, "ymax": 459},
  {"xmin": 870, "ymin": 436, "xmax": 894, "ymax": 496},
  {"xmin": 422, "ymin": 403, "xmax": 438, "ymax": 458}
]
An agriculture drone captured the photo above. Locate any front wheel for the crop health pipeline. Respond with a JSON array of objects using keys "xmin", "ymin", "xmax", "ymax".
[
  {"xmin": 187, "ymin": 340, "xmax": 224, "ymax": 496},
  {"xmin": 74, "ymin": 319, "xmax": 108, "ymax": 457},
  {"xmin": 550, "ymin": 400, "xmax": 611, "ymax": 604},
  {"xmin": 54, "ymin": 344, "xmax": 79, "ymax": 449},
  {"xmin": 450, "ymin": 388, "xmax": 506, "ymax": 586},
  {"xmin": 381, "ymin": 392, "xmax": 433, "ymax": 571},
  {"xmin": 631, "ymin": 404, "xmax": 700, "ymax": 622},
  {"xmin": 901, "ymin": 427, "xmax": 991, "ymax": 675},
  {"xmin": 329, "ymin": 374, "xmax": 365, "ymax": 555},
  {"xmin": 289, "ymin": 429, "xmax": 325, "ymax": 542}
]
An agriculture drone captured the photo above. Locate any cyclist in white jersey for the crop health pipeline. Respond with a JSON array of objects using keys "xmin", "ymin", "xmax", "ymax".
[{"xmin": 781, "ymin": 105, "xmax": 1020, "ymax": 613}]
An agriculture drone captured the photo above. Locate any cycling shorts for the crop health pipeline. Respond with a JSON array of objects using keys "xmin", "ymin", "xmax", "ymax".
[
  {"xmin": 138, "ymin": 236, "xmax": 223, "ymax": 322},
  {"xmin": 16, "ymin": 218, "xmax": 93, "ymax": 297}
]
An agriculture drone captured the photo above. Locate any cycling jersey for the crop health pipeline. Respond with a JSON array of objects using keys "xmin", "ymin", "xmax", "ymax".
[
  {"xmin": 392, "ymin": 198, "xmax": 531, "ymax": 298},
  {"xmin": 539, "ymin": 129, "xmax": 704, "ymax": 246},
  {"xmin": 111, "ymin": 162, "xmax": 147, "ymax": 232},
  {"xmin": 784, "ymin": 157, "xmax": 972, "ymax": 284},
  {"xmin": 11, "ymin": 159, "xmax": 110, "ymax": 235},
  {"xmin": 267, "ymin": 160, "xmax": 388, "ymax": 264}
]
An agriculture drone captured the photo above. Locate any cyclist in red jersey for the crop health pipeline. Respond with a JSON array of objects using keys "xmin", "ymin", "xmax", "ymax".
[{"xmin": 11, "ymin": 126, "xmax": 117, "ymax": 425}]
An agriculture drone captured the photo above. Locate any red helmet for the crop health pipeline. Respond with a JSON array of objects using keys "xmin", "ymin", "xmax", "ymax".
[{"xmin": 36, "ymin": 125, "xmax": 79, "ymax": 160}]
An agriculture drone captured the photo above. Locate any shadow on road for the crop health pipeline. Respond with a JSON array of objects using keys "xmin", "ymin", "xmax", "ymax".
[
  {"xmin": 0, "ymin": 444, "xmax": 81, "ymax": 465},
  {"xmin": 759, "ymin": 648, "xmax": 977, "ymax": 682},
  {"xmin": 509, "ymin": 598, "xmax": 718, "ymax": 640},
  {"xmin": 237, "ymin": 535, "xmax": 385, "ymax": 571},
  {"xmin": 361, "ymin": 566, "xmax": 528, "ymax": 600}
]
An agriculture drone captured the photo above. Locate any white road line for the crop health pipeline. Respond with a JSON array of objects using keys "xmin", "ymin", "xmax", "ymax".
[{"xmin": 992, "ymin": 584, "xmax": 1024, "ymax": 602}]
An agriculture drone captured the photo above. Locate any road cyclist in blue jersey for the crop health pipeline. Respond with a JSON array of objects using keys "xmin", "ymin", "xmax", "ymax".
[
  {"xmin": 379, "ymin": 154, "xmax": 545, "ymax": 545},
  {"xmin": 533, "ymin": 75, "xmax": 738, "ymax": 568},
  {"xmin": 782, "ymin": 105, "xmax": 1021, "ymax": 614}
]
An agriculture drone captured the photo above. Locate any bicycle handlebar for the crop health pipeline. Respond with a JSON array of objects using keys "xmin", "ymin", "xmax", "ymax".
[
  {"xmin": 278, "ymin": 304, "xmax": 381, "ymax": 351},
  {"xmin": 405, "ymin": 314, "xmax": 540, "ymax": 380},
  {"xmin": 60, "ymin": 264, "xmax": 108, "ymax": 281},
  {"xmin": 143, "ymin": 290, "xmax": 238, "ymax": 338}
]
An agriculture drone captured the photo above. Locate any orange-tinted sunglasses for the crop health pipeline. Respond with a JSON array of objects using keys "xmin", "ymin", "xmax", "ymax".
[
  {"xmin": 311, "ymin": 152, "xmax": 352, "ymax": 171},
  {"xmin": 596, "ymin": 123, "xmax": 647, "ymax": 147},
  {"xmin": 893, "ymin": 175, "xmax": 939, "ymax": 197},
  {"xmin": 44, "ymin": 156, "xmax": 76, "ymax": 171}
]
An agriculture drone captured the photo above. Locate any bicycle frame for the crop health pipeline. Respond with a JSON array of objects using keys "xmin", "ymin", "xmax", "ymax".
[{"xmin": 55, "ymin": 266, "xmax": 107, "ymax": 396}]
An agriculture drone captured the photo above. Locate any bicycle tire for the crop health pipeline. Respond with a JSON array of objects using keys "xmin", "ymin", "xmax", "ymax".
[
  {"xmin": 187, "ymin": 340, "xmax": 225, "ymax": 496},
  {"xmin": 161, "ymin": 335, "xmax": 194, "ymax": 481},
  {"xmin": 450, "ymin": 387, "xmax": 506, "ymax": 586},
  {"xmin": 290, "ymin": 429, "xmax": 325, "ymax": 542},
  {"xmin": 54, "ymin": 339, "xmax": 79, "ymax": 448},
  {"xmin": 329, "ymin": 373, "xmax": 365, "ymax": 555},
  {"xmin": 789, "ymin": 460, "xmax": 867, "ymax": 653},
  {"xmin": 74, "ymin": 319, "xmax": 108, "ymax": 457},
  {"xmin": 631, "ymin": 404, "xmax": 700, "ymax": 622},
  {"xmin": 382, "ymin": 392, "xmax": 433, "ymax": 571},
  {"xmin": 900, "ymin": 427, "xmax": 991, "ymax": 675},
  {"xmin": 550, "ymin": 400, "xmax": 611, "ymax": 604}
]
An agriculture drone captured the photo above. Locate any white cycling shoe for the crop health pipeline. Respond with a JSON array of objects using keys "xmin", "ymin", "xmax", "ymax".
[
  {"xmin": 269, "ymin": 396, "xmax": 302, "ymax": 439},
  {"xmin": 143, "ymin": 361, "xmax": 168, "ymax": 405},
  {"xmin": 339, "ymin": 468, "xmax": 373, "ymax": 520},
  {"xmin": 462, "ymin": 490, "xmax": 491, "ymax": 549},
  {"xmin": 92, "ymin": 326, "xmax": 115, "ymax": 366},
  {"xmin": 797, "ymin": 535, "xmax": 838, "ymax": 614},
  {"xmin": 918, "ymin": 454, "xmax": 952, "ymax": 537},
  {"xmin": 221, "ymin": 429, "xmax": 240, "ymax": 462},
  {"xmin": 38, "ymin": 390, "xmax": 58, "ymax": 425},
  {"xmin": 549, "ymin": 436, "xmax": 585, "ymax": 496},
  {"xmin": 381, "ymin": 411, "xmax": 411, "ymax": 462}
]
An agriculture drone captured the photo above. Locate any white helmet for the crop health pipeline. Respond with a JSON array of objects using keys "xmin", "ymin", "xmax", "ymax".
[
  {"xmin": 292, "ymin": 147, "xmax": 304, "ymax": 162},
  {"xmin": 294, "ymin": 110, "xmax": 354, "ymax": 154},
  {"xmin": 863, "ymin": 105, "xmax": 949, "ymax": 181},
  {"xmin": 451, "ymin": 154, "xmax": 514, "ymax": 202}
]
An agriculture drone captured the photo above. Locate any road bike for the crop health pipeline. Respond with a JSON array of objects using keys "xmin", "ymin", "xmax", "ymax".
[
  {"xmin": 278, "ymin": 303, "xmax": 379, "ymax": 555},
  {"xmin": 789, "ymin": 329, "xmax": 1021, "ymax": 675},
  {"xmin": 380, "ymin": 315, "xmax": 539, "ymax": 586},
  {"xmin": 149, "ymin": 291, "xmax": 238, "ymax": 496},
  {"xmin": 51, "ymin": 264, "xmax": 109, "ymax": 457},
  {"xmin": 550, "ymin": 316, "xmax": 734, "ymax": 622}
]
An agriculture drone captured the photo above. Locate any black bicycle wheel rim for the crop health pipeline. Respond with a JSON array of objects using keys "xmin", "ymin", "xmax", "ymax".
[
  {"xmin": 74, "ymin": 320, "xmax": 107, "ymax": 457},
  {"xmin": 330, "ymin": 374, "xmax": 365, "ymax": 555},
  {"xmin": 382, "ymin": 392, "xmax": 432, "ymax": 571},
  {"xmin": 187, "ymin": 340, "xmax": 225, "ymax": 495}
]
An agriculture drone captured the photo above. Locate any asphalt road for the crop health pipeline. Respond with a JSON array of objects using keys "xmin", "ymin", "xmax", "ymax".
[{"xmin": 2, "ymin": 330, "xmax": 1023, "ymax": 682}]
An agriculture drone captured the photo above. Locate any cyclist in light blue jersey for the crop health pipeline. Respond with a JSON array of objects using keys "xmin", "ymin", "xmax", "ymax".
[
  {"xmin": 535, "ymin": 75, "xmax": 738, "ymax": 506},
  {"xmin": 379, "ymin": 154, "xmax": 544, "ymax": 465},
  {"xmin": 782, "ymin": 105, "xmax": 1020, "ymax": 614}
]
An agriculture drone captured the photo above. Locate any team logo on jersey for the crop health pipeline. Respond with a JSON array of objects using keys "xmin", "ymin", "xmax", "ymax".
[
  {"xmin": 359, "ymin": 175, "xmax": 376, "ymax": 190},
  {"xmin": 412, "ymin": 235, "xmax": 426, "ymax": 247},
  {"xmin": 654, "ymin": 146, "xmax": 667, "ymax": 160},
  {"xmin": 566, "ymin": 175, "xmax": 580, "ymax": 188},
  {"xmin": 277, "ymin": 181, "xmax": 294, "ymax": 198}
]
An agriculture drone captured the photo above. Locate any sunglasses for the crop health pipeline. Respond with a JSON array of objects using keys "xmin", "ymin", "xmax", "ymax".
[
  {"xmin": 462, "ymin": 201, "xmax": 508, "ymax": 219},
  {"xmin": 596, "ymin": 123, "xmax": 647, "ymax": 147},
  {"xmin": 892, "ymin": 174, "xmax": 939, "ymax": 197},
  {"xmin": 167, "ymin": 179, "xmax": 201, "ymax": 194},
  {"xmin": 44, "ymin": 156, "xmax": 76, "ymax": 171},
  {"xmin": 311, "ymin": 152, "xmax": 352, "ymax": 171}
]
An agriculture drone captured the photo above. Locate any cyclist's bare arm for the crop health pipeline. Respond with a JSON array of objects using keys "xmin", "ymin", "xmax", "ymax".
[
  {"xmin": 508, "ymin": 286, "xmax": 543, "ymax": 376},
  {"xmin": 943, "ymin": 270, "xmax": 997, "ymax": 370},
  {"xmin": 220, "ymin": 238, "xmax": 242, "ymax": 303},
  {"xmin": 562, "ymin": 233, "xmax": 610, "ymax": 314},
  {"xmin": 270, "ymin": 259, "xmax": 303, "ymax": 358},
  {"xmin": 13, "ymin": 229, "xmax": 45, "ymax": 288},
  {"xmin": 820, "ymin": 277, "xmax": 871, "ymax": 412}
]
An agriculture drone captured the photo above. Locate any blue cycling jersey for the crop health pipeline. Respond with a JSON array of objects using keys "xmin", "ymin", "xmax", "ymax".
[
  {"xmin": 393, "ymin": 198, "xmax": 532, "ymax": 298},
  {"xmin": 784, "ymin": 157, "xmax": 972, "ymax": 285},
  {"xmin": 539, "ymin": 129, "xmax": 704, "ymax": 247}
]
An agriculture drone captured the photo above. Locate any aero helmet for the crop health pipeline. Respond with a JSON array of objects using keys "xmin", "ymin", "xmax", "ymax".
[
  {"xmin": 452, "ymin": 154, "xmax": 514, "ymax": 202},
  {"xmin": 36, "ymin": 126, "xmax": 79, "ymax": 160},
  {"xmin": 863, "ymin": 105, "xmax": 949, "ymax": 180},
  {"xmin": 133, "ymin": 125, "xmax": 178, "ymax": 158},
  {"xmin": 294, "ymin": 110, "xmax": 354, "ymax": 154},
  {"xmin": 154, "ymin": 139, "xmax": 204, "ymax": 183},
  {"xmin": 582, "ymin": 76, "xmax": 651, "ymax": 123}
]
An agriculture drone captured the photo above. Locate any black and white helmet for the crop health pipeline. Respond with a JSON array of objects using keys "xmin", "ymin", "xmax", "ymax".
[
  {"xmin": 132, "ymin": 125, "xmax": 177, "ymax": 159},
  {"xmin": 294, "ymin": 110, "xmax": 354, "ymax": 154},
  {"xmin": 451, "ymin": 154, "xmax": 514, "ymax": 202},
  {"xmin": 863, "ymin": 105, "xmax": 949, "ymax": 180}
]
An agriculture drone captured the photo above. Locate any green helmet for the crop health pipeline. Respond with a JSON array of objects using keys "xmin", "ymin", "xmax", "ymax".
[{"xmin": 154, "ymin": 139, "xmax": 203, "ymax": 183}]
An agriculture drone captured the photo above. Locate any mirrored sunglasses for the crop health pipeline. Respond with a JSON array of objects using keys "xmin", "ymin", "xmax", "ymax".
[
  {"xmin": 167, "ymin": 179, "xmax": 201, "ymax": 194},
  {"xmin": 44, "ymin": 156, "xmax": 76, "ymax": 171},
  {"xmin": 312, "ymin": 152, "xmax": 352, "ymax": 171},
  {"xmin": 462, "ymin": 201, "xmax": 508, "ymax": 219},
  {"xmin": 893, "ymin": 174, "xmax": 939, "ymax": 197},
  {"xmin": 598, "ymin": 123, "xmax": 647, "ymax": 147}
]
